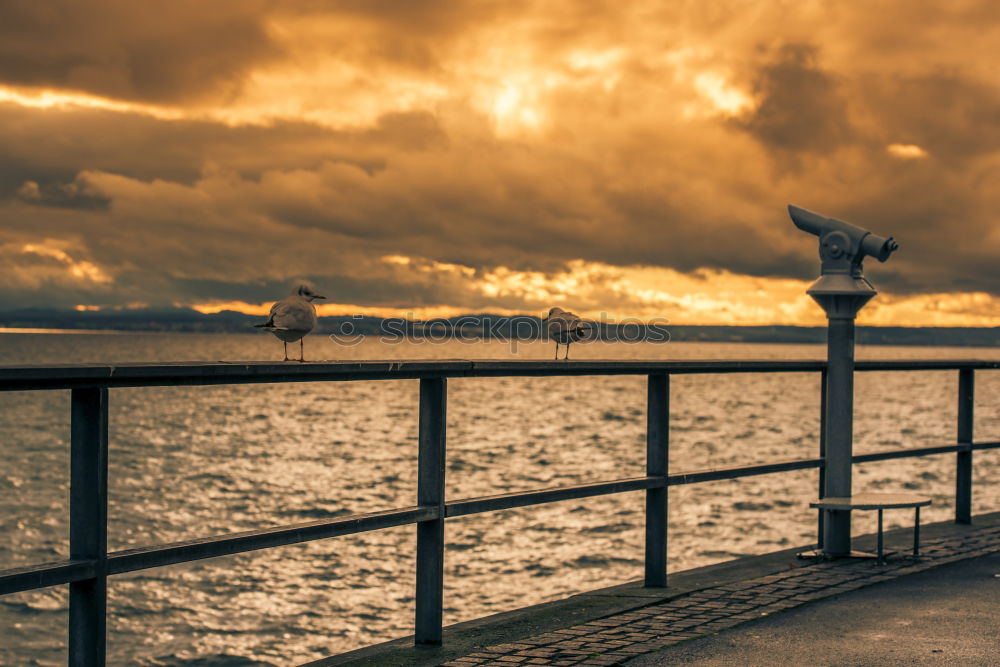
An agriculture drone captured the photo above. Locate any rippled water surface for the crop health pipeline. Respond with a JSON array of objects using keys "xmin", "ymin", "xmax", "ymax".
[{"xmin": 0, "ymin": 332, "xmax": 998, "ymax": 665}]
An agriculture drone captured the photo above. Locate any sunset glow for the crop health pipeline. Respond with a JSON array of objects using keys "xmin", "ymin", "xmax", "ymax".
[
  {"xmin": 1, "ymin": 2, "xmax": 998, "ymax": 327},
  {"xmin": 0, "ymin": 86, "xmax": 186, "ymax": 120}
]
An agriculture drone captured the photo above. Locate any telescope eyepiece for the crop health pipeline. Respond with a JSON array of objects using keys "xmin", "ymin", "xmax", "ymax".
[{"xmin": 860, "ymin": 233, "xmax": 899, "ymax": 263}]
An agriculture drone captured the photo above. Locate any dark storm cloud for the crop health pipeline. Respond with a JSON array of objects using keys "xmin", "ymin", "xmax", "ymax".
[
  {"xmin": 600, "ymin": 183, "xmax": 814, "ymax": 279},
  {"xmin": 868, "ymin": 73, "xmax": 1000, "ymax": 161},
  {"xmin": 0, "ymin": 0, "xmax": 282, "ymax": 103},
  {"xmin": 831, "ymin": 160, "xmax": 999, "ymax": 296},
  {"xmin": 2, "ymin": 93, "xmax": 997, "ymax": 313},
  {"xmin": 2, "ymin": 0, "xmax": 1000, "ymax": 321},
  {"xmin": 0, "ymin": 128, "xmax": 809, "ymax": 286},
  {"xmin": 738, "ymin": 44, "xmax": 853, "ymax": 153},
  {"xmin": 15, "ymin": 177, "xmax": 110, "ymax": 211},
  {"xmin": 0, "ymin": 104, "xmax": 445, "ymax": 200}
]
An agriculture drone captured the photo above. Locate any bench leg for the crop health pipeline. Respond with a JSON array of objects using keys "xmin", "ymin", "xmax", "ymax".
[
  {"xmin": 913, "ymin": 506, "xmax": 921, "ymax": 557},
  {"xmin": 816, "ymin": 508, "xmax": 824, "ymax": 550},
  {"xmin": 877, "ymin": 509, "xmax": 884, "ymax": 565}
]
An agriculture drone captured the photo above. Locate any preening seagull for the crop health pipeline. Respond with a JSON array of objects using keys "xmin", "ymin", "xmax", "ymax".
[
  {"xmin": 544, "ymin": 307, "xmax": 588, "ymax": 360},
  {"xmin": 254, "ymin": 284, "xmax": 326, "ymax": 361}
]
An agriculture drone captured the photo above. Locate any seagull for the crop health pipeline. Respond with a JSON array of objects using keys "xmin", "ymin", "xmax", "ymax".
[
  {"xmin": 254, "ymin": 284, "xmax": 326, "ymax": 361},
  {"xmin": 544, "ymin": 307, "xmax": 589, "ymax": 360}
]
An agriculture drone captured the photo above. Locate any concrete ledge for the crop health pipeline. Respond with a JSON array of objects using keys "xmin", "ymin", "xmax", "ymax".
[{"xmin": 305, "ymin": 511, "xmax": 1000, "ymax": 666}]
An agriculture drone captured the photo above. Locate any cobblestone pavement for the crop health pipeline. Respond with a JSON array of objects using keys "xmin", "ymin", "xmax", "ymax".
[{"xmin": 440, "ymin": 524, "xmax": 1000, "ymax": 667}]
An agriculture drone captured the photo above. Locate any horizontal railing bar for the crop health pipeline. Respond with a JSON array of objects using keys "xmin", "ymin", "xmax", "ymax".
[
  {"xmin": 0, "ymin": 559, "xmax": 97, "ymax": 596},
  {"xmin": 441, "ymin": 360, "xmax": 829, "ymax": 376},
  {"xmin": 0, "ymin": 360, "xmax": 824, "ymax": 390},
  {"xmin": 107, "ymin": 506, "xmax": 437, "ymax": 575},
  {"xmin": 2, "ymin": 440, "xmax": 996, "ymax": 594},
  {"xmin": 445, "ymin": 442, "xmax": 999, "ymax": 514},
  {"xmin": 446, "ymin": 477, "xmax": 663, "ymax": 517},
  {"xmin": 2, "ymin": 358, "xmax": 998, "ymax": 391},
  {"xmin": 852, "ymin": 444, "xmax": 960, "ymax": 463},
  {"xmin": 855, "ymin": 360, "xmax": 1000, "ymax": 372},
  {"xmin": 850, "ymin": 441, "xmax": 1000, "ymax": 462},
  {"xmin": 667, "ymin": 457, "xmax": 825, "ymax": 485}
]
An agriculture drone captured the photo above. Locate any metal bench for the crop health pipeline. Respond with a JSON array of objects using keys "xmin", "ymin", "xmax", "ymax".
[{"xmin": 810, "ymin": 493, "xmax": 932, "ymax": 564}]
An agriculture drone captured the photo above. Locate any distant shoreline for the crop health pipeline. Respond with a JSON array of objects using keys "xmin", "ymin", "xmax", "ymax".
[{"xmin": 0, "ymin": 310, "xmax": 997, "ymax": 347}]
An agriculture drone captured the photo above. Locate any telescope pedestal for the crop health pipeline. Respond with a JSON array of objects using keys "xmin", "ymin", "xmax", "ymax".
[
  {"xmin": 789, "ymin": 204, "xmax": 897, "ymax": 557},
  {"xmin": 811, "ymin": 289, "xmax": 873, "ymax": 557}
]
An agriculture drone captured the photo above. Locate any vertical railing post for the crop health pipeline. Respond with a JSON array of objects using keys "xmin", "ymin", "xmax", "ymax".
[
  {"xmin": 955, "ymin": 369, "xmax": 974, "ymax": 524},
  {"xmin": 644, "ymin": 374, "xmax": 669, "ymax": 587},
  {"xmin": 817, "ymin": 368, "xmax": 827, "ymax": 549},
  {"xmin": 415, "ymin": 377, "xmax": 447, "ymax": 645},
  {"xmin": 69, "ymin": 387, "xmax": 109, "ymax": 667}
]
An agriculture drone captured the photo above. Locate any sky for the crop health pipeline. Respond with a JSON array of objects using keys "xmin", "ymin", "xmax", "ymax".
[{"xmin": 1, "ymin": 0, "xmax": 999, "ymax": 326}]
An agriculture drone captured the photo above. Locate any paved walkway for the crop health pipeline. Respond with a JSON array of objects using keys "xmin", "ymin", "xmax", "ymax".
[
  {"xmin": 441, "ymin": 523, "xmax": 1000, "ymax": 666},
  {"xmin": 626, "ymin": 550, "xmax": 1000, "ymax": 666}
]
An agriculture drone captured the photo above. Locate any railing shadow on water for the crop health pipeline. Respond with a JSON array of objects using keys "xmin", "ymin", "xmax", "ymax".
[{"xmin": 1, "ymin": 358, "xmax": 998, "ymax": 665}]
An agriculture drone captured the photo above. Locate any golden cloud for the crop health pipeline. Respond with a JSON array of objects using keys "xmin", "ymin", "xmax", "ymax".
[{"xmin": 2, "ymin": 1, "xmax": 1000, "ymax": 326}]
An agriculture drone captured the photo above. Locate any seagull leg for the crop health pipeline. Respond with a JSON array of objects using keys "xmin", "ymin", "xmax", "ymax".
[
  {"xmin": 283, "ymin": 342, "xmax": 289, "ymax": 362},
  {"xmin": 553, "ymin": 342, "xmax": 559, "ymax": 360},
  {"xmin": 564, "ymin": 342, "xmax": 571, "ymax": 360},
  {"xmin": 299, "ymin": 338, "xmax": 305, "ymax": 363}
]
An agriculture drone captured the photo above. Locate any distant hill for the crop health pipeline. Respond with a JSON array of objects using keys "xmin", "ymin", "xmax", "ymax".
[{"xmin": 0, "ymin": 308, "xmax": 997, "ymax": 347}]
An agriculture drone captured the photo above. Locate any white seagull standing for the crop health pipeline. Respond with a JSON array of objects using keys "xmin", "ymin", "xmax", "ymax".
[
  {"xmin": 255, "ymin": 284, "xmax": 326, "ymax": 362},
  {"xmin": 544, "ymin": 307, "xmax": 589, "ymax": 360}
]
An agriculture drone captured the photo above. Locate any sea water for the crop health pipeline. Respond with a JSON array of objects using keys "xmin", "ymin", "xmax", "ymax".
[{"xmin": 0, "ymin": 332, "xmax": 998, "ymax": 665}]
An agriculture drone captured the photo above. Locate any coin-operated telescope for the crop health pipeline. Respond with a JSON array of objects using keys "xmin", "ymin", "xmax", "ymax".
[
  {"xmin": 788, "ymin": 205, "xmax": 899, "ymax": 318},
  {"xmin": 789, "ymin": 204, "xmax": 900, "ymax": 558}
]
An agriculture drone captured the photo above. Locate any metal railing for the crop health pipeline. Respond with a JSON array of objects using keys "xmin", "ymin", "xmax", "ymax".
[{"xmin": 1, "ymin": 358, "xmax": 998, "ymax": 665}]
